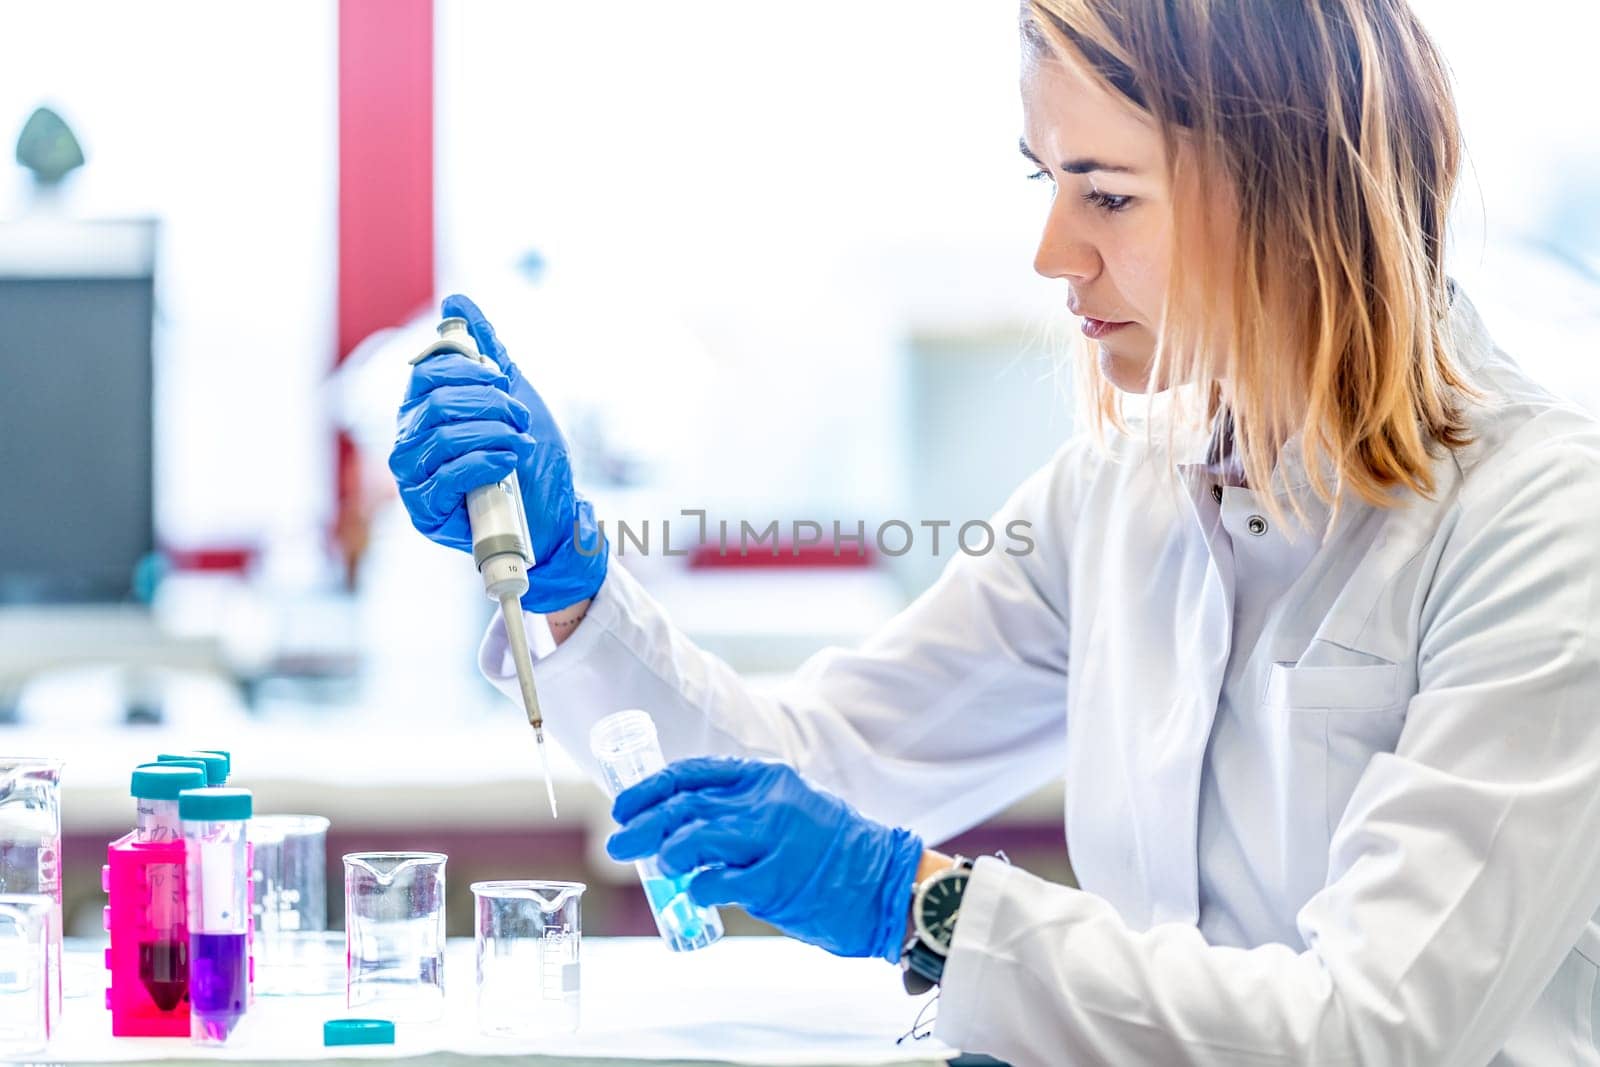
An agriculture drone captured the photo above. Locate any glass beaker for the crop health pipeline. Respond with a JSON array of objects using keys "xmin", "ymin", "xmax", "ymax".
[
  {"xmin": 343, "ymin": 852, "xmax": 446, "ymax": 1021},
  {"xmin": 251, "ymin": 815, "xmax": 332, "ymax": 995},
  {"xmin": 0, "ymin": 894, "xmax": 52, "ymax": 1054},
  {"xmin": 589, "ymin": 711, "xmax": 723, "ymax": 952},
  {"xmin": 0, "ymin": 758, "xmax": 62, "ymax": 1024},
  {"xmin": 472, "ymin": 880, "xmax": 585, "ymax": 1037}
]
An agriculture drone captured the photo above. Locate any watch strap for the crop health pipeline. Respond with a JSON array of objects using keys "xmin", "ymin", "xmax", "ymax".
[{"xmin": 904, "ymin": 938, "xmax": 946, "ymax": 989}]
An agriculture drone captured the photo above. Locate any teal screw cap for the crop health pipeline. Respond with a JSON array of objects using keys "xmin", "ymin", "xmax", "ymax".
[
  {"xmin": 178, "ymin": 787, "xmax": 252, "ymax": 822},
  {"xmin": 158, "ymin": 751, "xmax": 227, "ymax": 785},
  {"xmin": 130, "ymin": 764, "xmax": 205, "ymax": 800},
  {"xmin": 323, "ymin": 1018, "xmax": 395, "ymax": 1045},
  {"xmin": 155, "ymin": 758, "xmax": 208, "ymax": 779},
  {"xmin": 196, "ymin": 749, "xmax": 232, "ymax": 776}
]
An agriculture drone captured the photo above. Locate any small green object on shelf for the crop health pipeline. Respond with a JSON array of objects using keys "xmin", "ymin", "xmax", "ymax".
[
  {"xmin": 15, "ymin": 106, "xmax": 85, "ymax": 184},
  {"xmin": 323, "ymin": 1018, "xmax": 395, "ymax": 1046}
]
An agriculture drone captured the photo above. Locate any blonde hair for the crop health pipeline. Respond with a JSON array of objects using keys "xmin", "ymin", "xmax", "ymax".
[{"xmin": 1024, "ymin": 0, "xmax": 1477, "ymax": 514}]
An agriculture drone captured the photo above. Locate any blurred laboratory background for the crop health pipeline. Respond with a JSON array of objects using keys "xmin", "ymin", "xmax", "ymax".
[{"xmin": 2, "ymin": 0, "xmax": 1597, "ymax": 940}]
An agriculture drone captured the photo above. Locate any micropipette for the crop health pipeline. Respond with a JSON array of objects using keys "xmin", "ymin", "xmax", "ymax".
[{"xmin": 410, "ymin": 317, "xmax": 559, "ymax": 818}]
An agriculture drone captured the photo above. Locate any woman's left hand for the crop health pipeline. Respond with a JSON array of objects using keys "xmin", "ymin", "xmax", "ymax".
[{"xmin": 606, "ymin": 757, "xmax": 925, "ymax": 962}]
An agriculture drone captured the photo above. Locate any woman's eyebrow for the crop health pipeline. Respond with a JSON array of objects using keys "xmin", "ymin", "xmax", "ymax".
[{"xmin": 1018, "ymin": 136, "xmax": 1138, "ymax": 175}]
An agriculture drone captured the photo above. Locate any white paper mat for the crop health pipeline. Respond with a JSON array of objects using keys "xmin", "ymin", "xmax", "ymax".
[{"xmin": 41, "ymin": 937, "xmax": 955, "ymax": 1066}]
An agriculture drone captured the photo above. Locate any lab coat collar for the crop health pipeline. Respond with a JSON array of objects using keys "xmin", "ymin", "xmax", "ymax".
[{"xmin": 1171, "ymin": 412, "xmax": 1329, "ymax": 502}]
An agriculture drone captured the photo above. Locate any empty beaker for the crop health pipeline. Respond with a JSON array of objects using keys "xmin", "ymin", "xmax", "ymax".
[
  {"xmin": 0, "ymin": 894, "xmax": 53, "ymax": 1054},
  {"xmin": 343, "ymin": 852, "xmax": 446, "ymax": 1021},
  {"xmin": 251, "ymin": 815, "xmax": 332, "ymax": 995},
  {"xmin": 589, "ymin": 711, "xmax": 723, "ymax": 952},
  {"xmin": 0, "ymin": 758, "xmax": 62, "ymax": 1025},
  {"xmin": 472, "ymin": 880, "xmax": 585, "ymax": 1036}
]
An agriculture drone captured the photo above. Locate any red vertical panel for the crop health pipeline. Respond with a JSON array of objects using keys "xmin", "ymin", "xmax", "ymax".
[
  {"xmin": 335, "ymin": 0, "xmax": 434, "ymax": 582},
  {"xmin": 337, "ymin": 0, "xmax": 434, "ymax": 360}
]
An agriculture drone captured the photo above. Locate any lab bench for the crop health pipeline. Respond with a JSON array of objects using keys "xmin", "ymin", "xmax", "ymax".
[{"xmin": 41, "ymin": 936, "xmax": 1013, "ymax": 1066}]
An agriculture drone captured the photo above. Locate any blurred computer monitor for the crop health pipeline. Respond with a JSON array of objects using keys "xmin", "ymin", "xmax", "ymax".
[{"xmin": 0, "ymin": 218, "xmax": 156, "ymax": 604}]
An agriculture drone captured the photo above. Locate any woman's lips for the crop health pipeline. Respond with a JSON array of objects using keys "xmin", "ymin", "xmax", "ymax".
[{"xmin": 1081, "ymin": 317, "xmax": 1130, "ymax": 339}]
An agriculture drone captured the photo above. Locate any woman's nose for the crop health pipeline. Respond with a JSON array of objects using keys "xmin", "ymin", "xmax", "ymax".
[{"xmin": 1032, "ymin": 206, "xmax": 1099, "ymax": 282}]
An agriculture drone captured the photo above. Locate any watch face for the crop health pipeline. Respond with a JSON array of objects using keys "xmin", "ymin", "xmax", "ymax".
[{"xmin": 915, "ymin": 871, "xmax": 968, "ymax": 954}]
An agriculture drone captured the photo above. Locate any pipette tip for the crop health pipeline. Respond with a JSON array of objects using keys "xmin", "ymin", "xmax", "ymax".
[{"xmin": 534, "ymin": 731, "xmax": 559, "ymax": 819}]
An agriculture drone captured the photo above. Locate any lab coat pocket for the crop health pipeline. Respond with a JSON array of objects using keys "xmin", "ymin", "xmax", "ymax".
[
  {"xmin": 1265, "ymin": 663, "xmax": 1409, "ymax": 890},
  {"xmin": 1264, "ymin": 661, "xmax": 1404, "ymax": 711}
]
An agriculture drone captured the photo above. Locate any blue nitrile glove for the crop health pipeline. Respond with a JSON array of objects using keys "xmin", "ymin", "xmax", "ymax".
[
  {"xmin": 606, "ymin": 757, "xmax": 925, "ymax": 962},
  {"xmin": 388, "ymin": 294, "xmax": 608, "ymax": 612}
]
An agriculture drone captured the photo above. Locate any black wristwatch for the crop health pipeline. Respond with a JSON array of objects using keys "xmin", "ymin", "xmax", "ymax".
[{"xmin": 900, "ymin": 856, "xmax": 974, "ymax": 994}]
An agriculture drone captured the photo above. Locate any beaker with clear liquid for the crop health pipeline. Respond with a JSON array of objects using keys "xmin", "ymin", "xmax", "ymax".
[
  {"xmin": 472, "ymin": 880, "xmax": 585, "ymax": 1036},
  {"xmin": 0, "ymin": 759, "xmax": 62, "ymax": 1028},
  {"xmin": 0, "ymin": 893, "xmax": 52, "ymax": 1055},
  {"xmin": 589, "ymin": 710, "xmax": 723, "ymax": 952},
  {"xmin": 251, "ymin": 815, "xmax": 333, "ymax": 995},
  {"xmin": 343, "ymin": 852, "xmax": 446, "ymax": 1021}
]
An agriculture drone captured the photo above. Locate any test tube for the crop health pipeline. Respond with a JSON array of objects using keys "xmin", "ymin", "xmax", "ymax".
[
  {"xmin": 130, "ymin": 763, "xmax": 205, "ymax": 1012},
  {"xmin": 133, "ymin": 764, "xmax": 204, "ymax": 843},
  {"xmin": 589, "ymin": 710, "xmax": 723, "ymax": 952},
  {"xmin": 180, "ymin": 787, "xmax": 252, "ymax": 1044}
]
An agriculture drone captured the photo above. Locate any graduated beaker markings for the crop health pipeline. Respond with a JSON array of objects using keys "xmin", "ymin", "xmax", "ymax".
[{"xmin": 473, "ymin": 879, "xmax": 585, "ymax": 1036}]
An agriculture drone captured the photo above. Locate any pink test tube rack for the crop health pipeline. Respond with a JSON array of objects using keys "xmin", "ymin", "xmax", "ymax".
[
  {"xmin": 102, "ymin": 834, "xmax": 256, "ymax": 1035},
  {"xmin": 103, "ymin": 832, "xmax": 190, "ymax": 1036}
]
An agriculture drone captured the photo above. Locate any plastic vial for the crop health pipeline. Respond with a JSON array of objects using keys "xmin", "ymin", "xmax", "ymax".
[
  {"xmin": 589, "ymin": 710, "xmax": 723, "ymax": 952},
  {"xmin": 131, "ymin": 763, "xmax": 206, "ymax": 1012},
  {"xmin": 133, "ymin": 764, "xmax": 204, "ymax": 844},
  {"xmin": 180, "ymin": 787, "xmax": 252, "ymax": 1044}
]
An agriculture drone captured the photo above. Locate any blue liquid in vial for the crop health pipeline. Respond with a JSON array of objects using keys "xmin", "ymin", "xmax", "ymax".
[{"xmin": 641, "ymin": 870, "xmax": 722, "ymax": 951}]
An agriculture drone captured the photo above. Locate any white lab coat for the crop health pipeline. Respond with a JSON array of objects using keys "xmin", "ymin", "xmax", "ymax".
[{"xmin": 481, "ymin": 288, "xmax": 1600, "ymax": 1066}]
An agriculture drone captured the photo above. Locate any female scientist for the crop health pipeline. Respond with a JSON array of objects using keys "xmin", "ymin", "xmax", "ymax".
[{"xmin": 388, "ymin": 1, "xmax": 1600, "ymax": 1062}]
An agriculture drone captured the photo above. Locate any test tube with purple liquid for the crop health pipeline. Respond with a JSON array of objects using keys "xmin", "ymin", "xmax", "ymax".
[{"xmin": 181, "ymin": 787, "xmax": 252, "ymax": 1044}]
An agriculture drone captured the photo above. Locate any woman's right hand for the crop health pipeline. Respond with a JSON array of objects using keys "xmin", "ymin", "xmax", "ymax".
[{"xmin": 388, "ymin": 294, "xmax": 609, "ymax": 612}]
